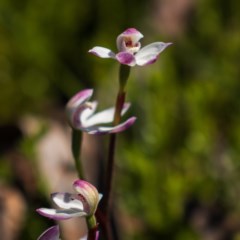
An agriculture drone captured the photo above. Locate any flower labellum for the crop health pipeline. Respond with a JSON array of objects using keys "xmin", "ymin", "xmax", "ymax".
[
  {"xmin": 66, "ymin": 89, "xmax": 136, "ymax": 134},
  {"xmin": 36, "ymin": 180, "xmax": 102, "ymax": 220},
  {"xmin": 89, "ymin": 28, "xmax": 172, "ymax": 66}
]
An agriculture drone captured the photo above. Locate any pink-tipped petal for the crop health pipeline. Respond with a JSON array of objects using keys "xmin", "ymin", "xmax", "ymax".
[
  {"xmin": 135, "ymin": 42, "xmax": 172, "ymax": 66},
  {"xmin": 108, "ymin": 116, "xmax": 137, "ymax": 134},
  {"xmin": 36, "ymin": 208, "xmax": 87, "ymax": 220},
  {"xmin": 88, "ymin": 47, "xmax": 115, "ymax": 58},
  {"xmin": 37, "ymin": 225, "xmax": 60, "ymax": 240},
  {"xmin": 73, "ymin": 179, "xmax": 97, "ymax": 191},
  {"xmin": 67, "ymin": 89, "xmax": 93, "ymax": 109},
  {"xmin": 87, "ymin": 116, "xmax": 137, "ymax": 135},
  {"xmin": 116, "ymin": 52, "xmax": 136, "ymax": 66},
  {"xmin": 66, "ymin": 89, "xmax": 94, "ymax": 127},
  {"xmin": 123, "ymin": 28, "xmax": 141, "ymax": 34},
  {"xmin": 73, "ymin": 180, "xmax": 100, "ymax": 215},
  {"xmin": 122, "ymin": 28, "xmax": 144, "ymax": 44},
  {"xmin": 73, "ymin": 180, "xmax": 99, "ymax": 203}
]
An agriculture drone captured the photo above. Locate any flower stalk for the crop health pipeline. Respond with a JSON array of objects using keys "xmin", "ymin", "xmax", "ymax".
[
  {"xmin": 102, "ymin": 64, "xmax": 131, "ymax": 240},
  {"xmin": 71, "ymin": 129, "xmax": 85, "ymax": 179},
  {"xmin": 86, "ymin": 215, "xmax": 98, "ymax": 240}
]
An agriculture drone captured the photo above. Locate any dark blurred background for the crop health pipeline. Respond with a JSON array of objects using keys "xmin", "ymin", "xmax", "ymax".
[{"xmin": 1, "ymin": 0, "xmax": 240, "ymax": 239}]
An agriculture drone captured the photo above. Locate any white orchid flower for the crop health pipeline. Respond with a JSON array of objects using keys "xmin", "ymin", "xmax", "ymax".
[
  {"xmin": 36, "ymin": 180, "xmax": 102, "ymax": 220},
  {"xmin": 66, "ymin": 89, "xmax": 136, "ymax": 134},
  {"xmin": 89, "ymin": 28, "xmax": 172, "ymax": 66}
]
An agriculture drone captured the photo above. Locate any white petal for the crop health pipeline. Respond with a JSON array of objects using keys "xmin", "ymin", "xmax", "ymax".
[
  {"xmin": 84, "ymin": 107, "xmax": 114, "ymax": 126},
  {"xmin": 84, "ymin": 103, "xmax": 131, "ymax": 127},
  {"xmin": 66, "ymin": 89, "xmax": 93, "ymax": 127},
  {"xmin": 88, "ymin": 46, "xmax": 115, "ymax": 58},
  {"xmin": 135, "ymin": 42, "xmax": 172, "ymax": 66},
  {"xmin": 36, "ymin": 208, "xmax": 87, "ymax": 220},
  {"xmin": 98, "ymin": 193, "xmax": 103, "ymax": 201},
  {"xmin": 51, "ymin": 193, "xmax": 84, "ymax": 210},
  {"xmin": 86, "ymin": 116, "xmax": 136, "ymax": 135},
  {"xmin": 80, "ymin": 101, "xmax": 98, "ymax": 125},
  {"xmin": 66, "ymin": 89, "xmax": 93, "ymax": 111}
]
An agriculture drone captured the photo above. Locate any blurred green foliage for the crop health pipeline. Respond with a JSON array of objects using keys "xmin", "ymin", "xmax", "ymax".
[
  {"xmin": 1, "ymin": 0, "xmax": 240, "ymax": 239},
  {"xmin": 0, "ymin": 0, "xmax": 146, "ymax": 123}
]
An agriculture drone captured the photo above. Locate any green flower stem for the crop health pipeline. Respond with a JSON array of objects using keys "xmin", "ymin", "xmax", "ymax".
[
  {"xmin": 86, "ymin": 215, "xmax": 98, "ymax": 240},
  {"xmin": 119, "ymin": 64, "xmax": 130, "ymax": 93},
  {"xmin": 86, "ymin": 215, "xmax": 97, "ymax": 230},
  {"xmin": 102, "ymin": 64, "xmax": 131, "ymax": 240},
  {"xmin": 71, "ymin": 129, "xmax": 85, "ymax": 179},
  {"xmin": 72, "ymin": 130, "xmax": 98, "ymax": 238}
]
